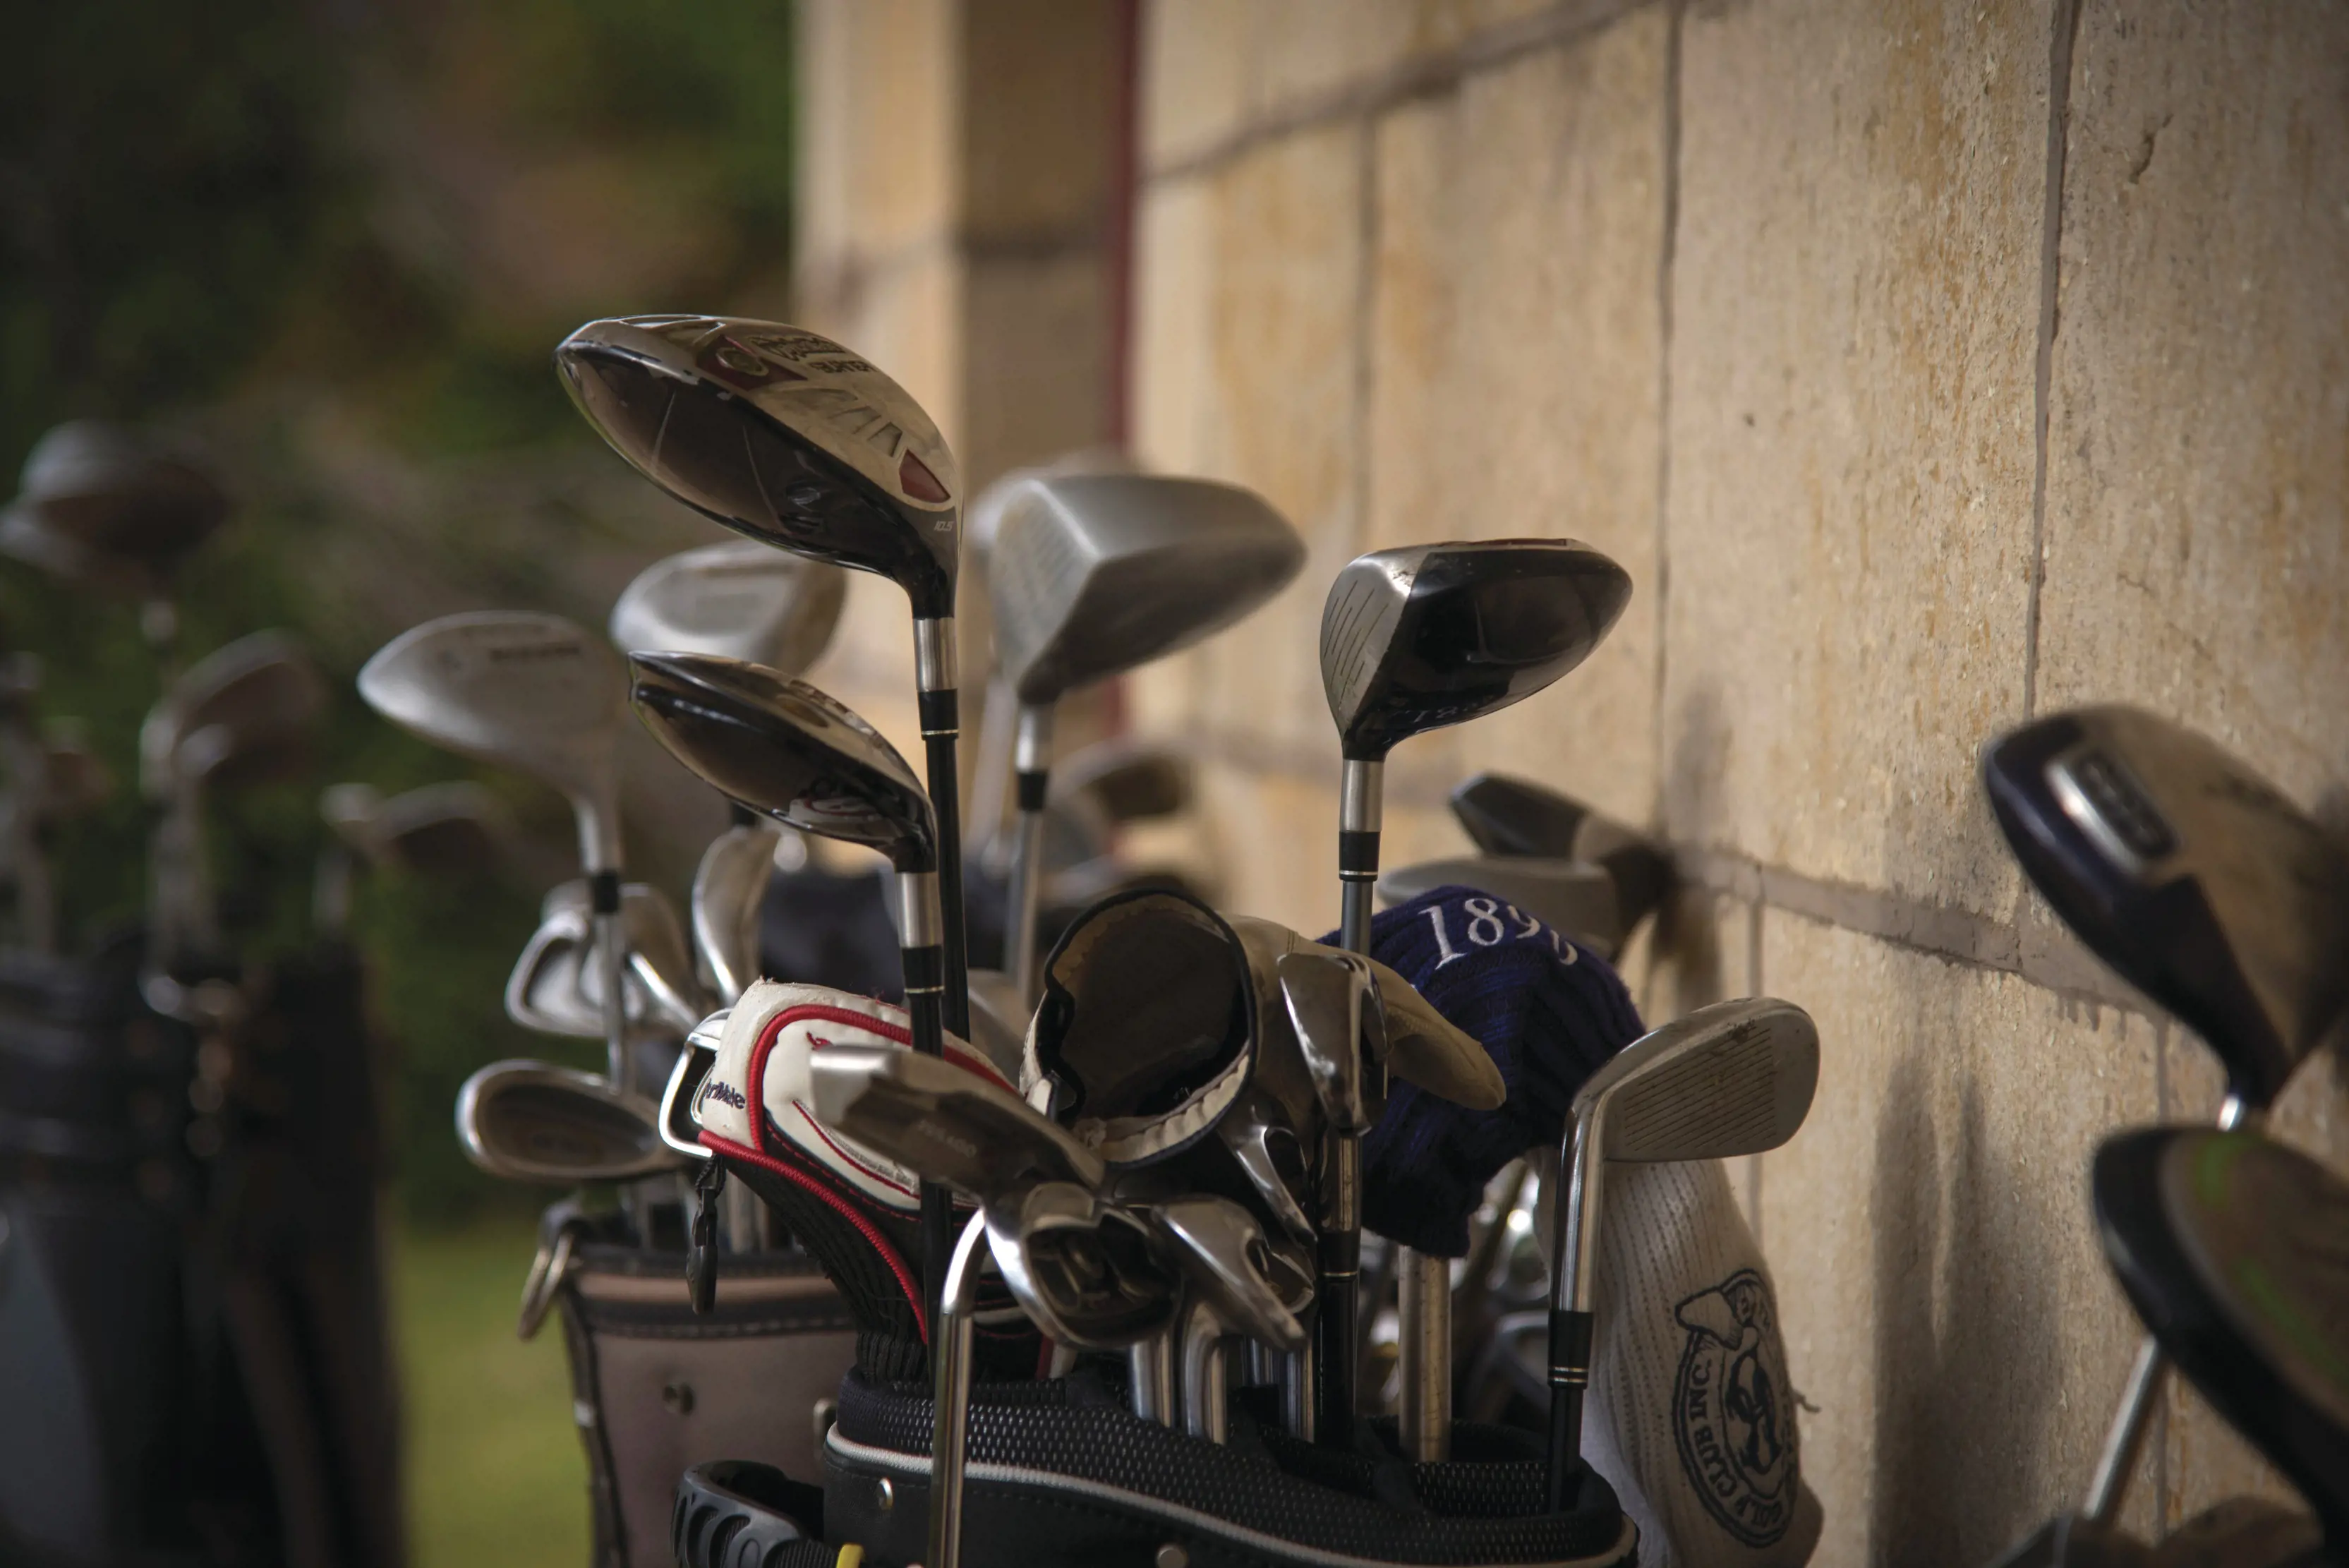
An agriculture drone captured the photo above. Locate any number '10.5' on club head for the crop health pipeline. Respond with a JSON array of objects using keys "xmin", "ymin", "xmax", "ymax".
[{"xmin": 1981, "ymin": 705, "xmax": 2349, "ymax": 1116}]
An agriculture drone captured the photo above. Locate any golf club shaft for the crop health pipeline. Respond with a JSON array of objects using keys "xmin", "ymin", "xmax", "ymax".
[
  {"xmin": 926, "ymin": 1210, "xmax": 989, "ymax": 1568},
  {"xmin": 1544, "ymin": 1317, "xmax": 1591, "ymax": 1512},
  {"xmin": 897, "ymin": 870, "xmax": 955, "ymax": 1338},
  {"xmin": 1313, "ymin": 1130, "xmax": 1360, "ymax": 1445},
  {"xmin": 1129, "ymin": 1333, "xmax": 1176, "ymax": 1425},
  {"xmin": 1397, "ymin": 1251, "xmax": 1451, "ymax": 1460},
  {"xmin": 1006, "ymin": 705, "xmax": 1053, "ymax": 1004},
  {"xmin": 915, "ymin": 619, "xmax": 972, "ymax": 1040}
]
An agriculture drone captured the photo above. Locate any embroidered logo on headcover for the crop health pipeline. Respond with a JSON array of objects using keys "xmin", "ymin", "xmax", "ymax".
[{"xmin": 1672, "ymin": 1268, "xmax": 1797, "ymax": 1546}]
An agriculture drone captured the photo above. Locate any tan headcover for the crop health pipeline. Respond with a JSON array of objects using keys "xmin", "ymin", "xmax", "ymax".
[{"xmin": 1228, "ymin": 915, "xmax": 1505, "ymax": 1111}]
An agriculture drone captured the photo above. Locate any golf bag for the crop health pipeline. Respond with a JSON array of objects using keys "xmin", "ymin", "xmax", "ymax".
[{"xmin": 538, "ymin": 1204, "xmax": 860, "ymax": 1568}]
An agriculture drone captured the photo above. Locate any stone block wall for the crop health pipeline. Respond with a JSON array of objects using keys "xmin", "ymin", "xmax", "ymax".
[{"xmin": 797, "ymin": 2, "xmax": 2349, "ymax": 1558}]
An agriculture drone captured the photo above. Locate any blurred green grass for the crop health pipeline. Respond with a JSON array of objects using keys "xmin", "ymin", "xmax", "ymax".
[{"xmin": 394, "ymin": 1214, "xmax": 588, "ymax": 1568}]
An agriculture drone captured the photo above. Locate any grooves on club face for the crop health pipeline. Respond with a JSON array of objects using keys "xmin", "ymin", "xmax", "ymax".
[
  {"xmin": 609, "ymin": 539, "xmax": 848, "ymax": 674},
  {"xmin": 457, "ymin": 1060, "xmax": 678, "ymax": 1183},
  {"xmin": 989, "ymin": 474, "xmax": 1305, "ymax": 706},
  {"xmin": 1319, "ymin": 541, "xmax": 1633, "ymax": 760},
  {"xmin": 1577, "ymin": 996, "xmax": 1820, "ymax": 1165},
  {"xmin": 628, "ymin": 652, "xmax": 937, "ymax": 874},
  {"xmin": 1983, "ymin": 706, "xmax": 2349, "ymax": 1110},
  {"xmin": 2095, "ymin": 1129, "xmax": 2349, "ymax": 1540},
  {"xmin": 556, "ymin": 317, "xmax": 959, "ymax": 619}
]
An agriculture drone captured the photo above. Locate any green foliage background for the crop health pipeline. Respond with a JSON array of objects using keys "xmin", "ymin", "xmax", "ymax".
[{"xmin": 2, "ymin": 0, "xmax": 796, "ymax": 1221}]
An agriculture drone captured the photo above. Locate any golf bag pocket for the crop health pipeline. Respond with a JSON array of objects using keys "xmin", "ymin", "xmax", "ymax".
[
  {"xmin": 554, "ymin": 1225, "xmax": 859, "ymax": 1568},
  {"xmin": 820, "ymin": 1370, "xmax": 1638, "ymax": 1568}
]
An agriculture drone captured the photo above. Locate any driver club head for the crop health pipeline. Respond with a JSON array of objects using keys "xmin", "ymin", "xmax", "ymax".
[
  {"xmin": 988, "ymin": 474, "xmax": 1305, "ymax": 707},
  {"xmin": 692, "ymin": 821, "xmax": 780, "ymax": 1002},
  {"xmin": 556, "ymin": 317, "xmax": 961, "ymax": 619},
  {"xmin": 141, "ymin": 631, "xmax": 327, "ymax": 797},
  {"xmin": 628, "ymin": 652, "xmax": 937, "ymax": 875},
  {"xmin": 0, "ymin": 421, "xmax": 229, "ymax": 594},
  {"xmin": 358, "ymin": 612, "xmax": 627, "ymax": 873},
  {"xmin": 1983, "ymin": 706, "xmax": 2349, "ymax": 1113},
  {"xmin": 610, "ymin": 538, "xmax": 849, "ymax": 674},
  {"xmin": 2094, "ymin": 1128, "xmax": 2349, "ymax": 1545},
  {"xmin": 456, "ymin": 1059, "xmax": 682, "ymax": 1183},
  {"xmin": 984, "ymin": 1181, "xmax": 1179, "ymax": 1351},
  {"xmin": 1376, "ymin": 856, "xmax": 1622, "ymax": 955},
  {"xmin": 1448, "ymin": 772, "xmax": 1677, "ymax": 936},
  {"xmin": 809, "ymin": 1043, "xmax": 1104, "ymax": 1202},
  {"xmin": 1319, "ymin": 540, "xmax": 1632, "ymax": 763}
]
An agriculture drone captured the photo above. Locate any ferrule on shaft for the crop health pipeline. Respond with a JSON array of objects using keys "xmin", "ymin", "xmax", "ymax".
[
  {"xmin": 914, "ymin": 618, "xmax": 959, "ymax": 698},
  {"xmin": 895, "ymin": 872, "xmax": 943, "ymax": 953}
]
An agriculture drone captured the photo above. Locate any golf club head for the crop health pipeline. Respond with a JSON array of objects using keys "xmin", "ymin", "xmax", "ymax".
[
  {"xmin": 556, "ymin": 317, "xmax": 960, "ymax": 618},
  {"xmin": 984, "ymin": 1182, "xmax": 1178, "ymax": 1350},
  {"xmin": 1214, "ymin": 1087, "xmax": 1317, "ymax": 1248},
  {"xmin": 658, "ymin": 1014, "xmax": 726, "ymax": 1162},
  {"xmin": 1319, "ymin": 540, "xmax": 1632, "ymax": 761},
  {"xmin": 629, "ymin": 652, "xmax": 936, "ymax": 874},
  {"xmin": 358, "ymin": 612, "xmax": 627, "ymax": 872},
  {"xmin": 369, "ymin": 782, "xmax": 512, "ymax": 875},
  {"xmin": 505, "ymin": 881, "xmax": 705, "ymax": 1037},
  {"xmin": 141, "ymin": 631, "xmax": 327, "ymax": 798},
  {"xmin": 1057, "ymin": 737, "xmax": 1193, "ymax": 824},
  {"xmin": 2095, "ymin": 1128, "xmax": 2349, "ymax": 1543},
  {"xmin": 989, "ymin": 474, "xmax": 1305, "ymax": 706},
  {"xmin": 965, "ymin": 447, "xmax": 1135, "ymax": 571},
  {"xmin": 1152, "ymin": 1195, "xmax": 1308, "ymax": 1354},
  {"xmin": 1376, "ymin": 856, "xmax": 1622, "ymax": 954},
  {"xmin": 1276, "ymin": 948, "xmax": 1383, "ymax": 1133},
  {"xmin": 1576, "ymin": 996, "xmax": 1820, "ymax": 1164},
  {"xmin": 692, "ymin": 821, "xmax": 780, "ymax": 1002},
  {"xmin": 1983, "ymin": 706, "xmax": 2349, "ymax": 1111},
  {"xmin": 0, "ymin": 421, "xmax": 228, "ymax": 591},
  {"xmin": 610, "ymin": 538, "xmax": 848, "ymax": 674},
  {"xmin": 809, "ymin": 1043, "xmax": 1105, "ymax": 1203},
  {"xmin": 456, "ymin": 1059, "xmax": 682, "ymax": 1183},
  {"xmin": 1448, "ymin": 772, "xmax": 1677, "ymax": 935}
]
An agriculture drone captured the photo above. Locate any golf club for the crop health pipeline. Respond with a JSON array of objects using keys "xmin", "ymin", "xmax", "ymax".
[
  {"xmin": 556, "ymin": 317, "xmax": 977, "ymax": 1063},
  {"xmin": 609, "ymin": 537, "xmax": 848, "ymax": 673},
  {"xmin": 1546, "ymin": 995, "xmax": 1819, "ymax": 1508},
  {"xmin": 315, "ymin": 780, "xmax": 510, "ymax": 934},
  {"xmin": 1449, "ymin": 772, "xmax": 1677, "ymax": 941},
  {"xmin": 628, "ymin": 651, "xmax": 958, "ymax": 1332},
  {"xmin": 505, "ymin": 884, "xmax": 701, "ymax": 1042},
  {"xmin": 1155, "ymin": 1195, "xmax": 1309, "ymax": 1442},
  {"xmin": 1983, "ymin": 704, "xmax": 2349, "ymax": 1525},
  {"xmin": 692, "ymin": 820, "xmax": 781, "ymax": 1003},
  {"xmin": 988, "ymin": 473, "xmax": 1303, "ymax": 1002},
  {"xmin": 358, "ymin": 613, "xmax": 635, "ymax": 1091},
  {"xmin": 1320, "ymin": 538, "xmax": 1632, "ymax": 1459},
  {"xmin": 1376, "ymin": 855, "xmax": 1623, "ymax": 955},
  {"xmin": 456, "ymin": 1059, "xmax": 683, "ymax": 1184}
]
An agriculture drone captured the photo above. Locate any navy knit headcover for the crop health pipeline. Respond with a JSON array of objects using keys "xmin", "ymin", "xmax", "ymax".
[{"xmin": 1331, "ymin": 883, "xmax": 1645, "ymax": 1257}]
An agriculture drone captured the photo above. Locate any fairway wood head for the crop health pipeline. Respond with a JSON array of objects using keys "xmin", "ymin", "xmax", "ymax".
[
  {"xmin": 692, "ymin": 821, "xmax": 780, "ymax": 1001},
  {"xmin": 1319, "ymin": 540, "xmax": 1631, "ymax": 761},
  {"xmin": 989, "ymin": 474, "xmax": 1304, "ymax": 706},
  {"xmin": 1449, "ymin": 772, "xmax": 1676, "ymax": 933},
  {"xmin": 610, "ymin": 538, "xmax": 847, "ymax": 673},
  {"xmin": 557, "ymin": 317, "xmax": 960, "ymax": 617},
  {"xmin": 629, "ymin": 652, "xmax": 936, "ymax": 874},
  {"xmin": 2095, "ymin": 1128, "xmax": 2349, "ymax": 1542},
  {"xmin": 809, "ymin": 1043, "xmax": 1104, "ymax": 1202},
  {"xmin": 456, "ymin": 1059, "xmax": 681, "ymax": 1183},
  {"xmin": 358, "ymin": 613, "xmax": 626, "ymax": 872},
  {"xmin": 1276, "ymin": 948, "xmax": 1382, "ymax": 1133},
  {"xmin": 1576, "ymin": 996, "xmax": 1818, "ymax": 1164},
  {"xmin": 0, "ymin": 421, "xmax": 228, "ymax": 589},
  {"xmin": 142, "ymin": 631, "xmax": 327, "ymax": 797},
  {"xmin": 1376, "ymin": 856, "xmax": 1622, "ymax": 953},
  {"xmin": 1153, "ymin": 1195, "xmax": 1308, "ymax": 1353},
  {"xmin": 1983, "ymin": 706, "xmax": 2349, "ymax": 1111},
  {"xmin": 986, "ymin": 1182, "xmax": 1178, "ymax": 1350}
]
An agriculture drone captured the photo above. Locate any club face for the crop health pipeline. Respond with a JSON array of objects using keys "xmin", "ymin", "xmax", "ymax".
[
  {"xmin": 9, "ymin": 420, "xmax": 229, "ymax": 567},
  {"xmin": 986, "ymin": 1182, "xmax": 1178, "ymax": 1349},
  {"xmin": 1579, "ymin": 996, "xmax": 1820, "ymax": 1163},
  {"xmin": 556, "ymin": 317, "xmax": 959, "ymax": 618},
  {"xmin": 142, "ymin": 632, "xmax": 326, "ymax": 797},
  {"xmin": 456, "ymin": 1059, "xmax": 680, "ymax": 1183},
  {"xmin": 610, "ymin": 539, "xmax": 849, "ymax": 674},
  {"xmin": 989, "ymin": 474, "xmax": 1304, "ymax": 705},
  {"xmin": 2096, "ymin": 1129, "xmax": 2349, "ymax": 1529},
  {"xmin": 808, "ymin": 1044, "xmax": 1104, "ymax": 1201},
  {"xmin": 692, "ymin": 822, "xmax": 779, "ymax": 1001},
  {"xmin": 1276, "ymin": 948, "xmax": 1379, "ymax": 1133},
  {"xmin": 358, "ymin": 613, "xmax": 624, "ymax": 864},
  {"xmin": 1152, "ymin": 1195, "xmax": 1307, "ymax": 1353},
  {"xmin": 1984, "ymin": 706, "xmax": 2349, "ymax": 1109},
  {"xmin": 1375, "ymin": 857, "xmax": 1622, "ymax": 953},
  {"xmin": 1319, "ymin": 540, "xmax": 1632, "ymax": 761},
  {"xmin": 629, "ymin": 652, "xmax": 936, "ymax": 873}
]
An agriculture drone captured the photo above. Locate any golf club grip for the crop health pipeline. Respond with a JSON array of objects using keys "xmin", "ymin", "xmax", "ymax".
[
  {"xmin": 1545, "ymin": 1307, "xmax": 1594, "ymax": 1511},
  {"xmin": 922, "ymin": 724, "xmax": 972, "ymax": 1039}
]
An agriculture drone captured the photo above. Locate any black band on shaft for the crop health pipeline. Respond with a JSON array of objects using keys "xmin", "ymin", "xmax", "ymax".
[
  {"xmin": 918, "ymin": 688, "xmax": 960, "ymax": 737},
  {"xmin": 1338, "ymin": 830, "xmax": 1382, "ymax": 877},
  {"xmin": 588, "ymin": 869, "xmax": 622, "ymax": 915},
  {"xmin": 1015, "ymin": 771, "xmax": 1049, "ymax": 812}
]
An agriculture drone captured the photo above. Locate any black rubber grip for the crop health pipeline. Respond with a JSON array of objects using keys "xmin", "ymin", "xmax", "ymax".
[
  {"xmin": 588, "ymin": 869, "xmax": 622, "ymax": 915},
  {"xmin": 1338, "ymin": 830, "xmax": 1382, "ymax": 877},
  {"xmin": 1015, "ymin": 771, "xmax": 1049, "ymax": 812},
  {"xmin": 917, "ymin": 687, "xmax": 960, "ymax": 736}
]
